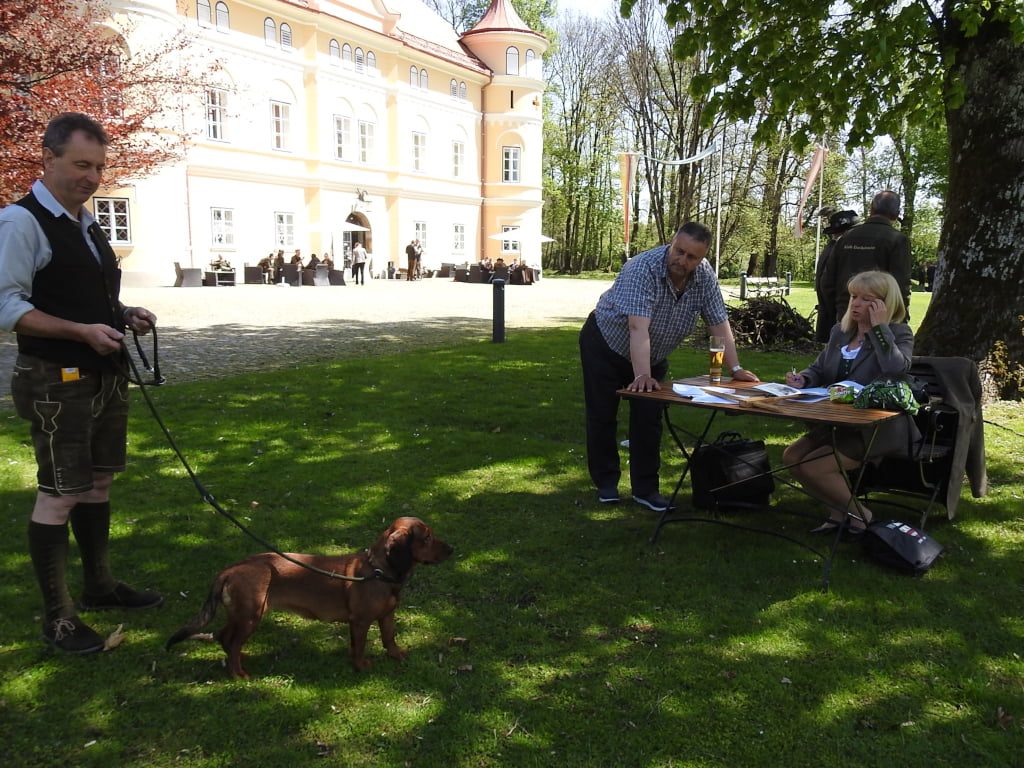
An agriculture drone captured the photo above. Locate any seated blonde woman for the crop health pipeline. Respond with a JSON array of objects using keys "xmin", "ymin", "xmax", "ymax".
[{"xmin": 782, "ymin": 270, "xmax": 919, "ymax": 535}]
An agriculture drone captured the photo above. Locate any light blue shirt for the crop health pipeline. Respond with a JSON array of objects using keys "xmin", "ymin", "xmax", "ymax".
[
  {"xmin": 593, "ymin": 244, "xmax": 728, "ymax": 364},
  {"xmin": 0, "ymin": 180, "xmax": 101, "ymax": 332}
]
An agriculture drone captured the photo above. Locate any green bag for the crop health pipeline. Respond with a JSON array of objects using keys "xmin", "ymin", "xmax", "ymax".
[{"xmin": 853, "ymin": 374, "xmax": 920, "ymax": 414}]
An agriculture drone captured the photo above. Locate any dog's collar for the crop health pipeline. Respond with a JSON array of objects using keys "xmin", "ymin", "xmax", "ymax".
[{"xmin": 365, "ymin": 549, "xmax": 405, "ymax": 585}]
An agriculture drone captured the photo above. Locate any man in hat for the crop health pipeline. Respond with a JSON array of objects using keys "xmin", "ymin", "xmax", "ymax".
[
  {"xmin": 822, "ymin": 190, "xmax": 912, "ymax": 324},
  {"xmin": 814, "ymin": 209, "xmax": 858, "ymax": 342}
]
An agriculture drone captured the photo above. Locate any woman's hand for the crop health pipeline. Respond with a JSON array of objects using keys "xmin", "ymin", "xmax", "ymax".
[
  {"xmin": 785, "ymin": 371, "xmax": 807, "ymax": 388},
  {"xmin": 867, "ymin": 297, "xmax": 888, "ymax": 327}
]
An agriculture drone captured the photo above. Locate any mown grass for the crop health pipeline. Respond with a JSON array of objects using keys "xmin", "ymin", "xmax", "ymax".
[{"xmin": 1, "ymin": 286, "xmax": 1021, "ymax": 768}]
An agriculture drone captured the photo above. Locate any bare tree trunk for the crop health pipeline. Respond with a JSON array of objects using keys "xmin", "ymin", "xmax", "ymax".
[{"xmin": 916, "ymin": 14, "xmax": 1024, "ymax": 399}]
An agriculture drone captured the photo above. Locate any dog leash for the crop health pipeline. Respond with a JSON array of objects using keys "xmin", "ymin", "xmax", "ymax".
[{"xmin": 119, "ymin": 331, "xmax": 389, "ymax": 584}]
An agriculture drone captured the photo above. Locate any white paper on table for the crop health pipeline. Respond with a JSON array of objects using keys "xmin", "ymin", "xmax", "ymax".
[
  {"xmin": 671, "ymin": 383, "xmax": 736, "ymax": 405},
  {"xmin": 751, "ymin": 382, "xmax": 802, "ymax": 397}
]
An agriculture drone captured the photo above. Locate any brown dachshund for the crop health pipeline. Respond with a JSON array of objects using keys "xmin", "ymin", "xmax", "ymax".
[{"xmin": 166, "ymin": 517, "xmax": 452, "ymax": 679}]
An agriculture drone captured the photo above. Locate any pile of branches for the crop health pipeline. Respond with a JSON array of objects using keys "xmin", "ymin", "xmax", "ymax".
[{"xmin": 728, "ymin": 298, "xmax": 817, "ymax": 352}]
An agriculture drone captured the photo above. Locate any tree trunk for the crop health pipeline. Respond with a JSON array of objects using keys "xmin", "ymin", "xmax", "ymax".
[{"xmin": 916, "ymin": 16, "xmax": 1024, "ymax": 400}]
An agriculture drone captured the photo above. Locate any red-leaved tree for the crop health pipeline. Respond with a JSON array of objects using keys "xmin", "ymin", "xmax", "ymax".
[{"xmin": 0, "ymin": 0, "xmax": 218, "ymax": 204}]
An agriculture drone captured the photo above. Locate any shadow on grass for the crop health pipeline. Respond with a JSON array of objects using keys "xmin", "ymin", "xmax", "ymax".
[{"xmin": 0, "ymin": 327, "xmax": 1020, "ymax": 767}]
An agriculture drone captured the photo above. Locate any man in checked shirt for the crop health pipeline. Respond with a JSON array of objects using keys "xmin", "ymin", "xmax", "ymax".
[{"xmin": 579, "ymin": 221, "xmax": 760, "ymax": 512}]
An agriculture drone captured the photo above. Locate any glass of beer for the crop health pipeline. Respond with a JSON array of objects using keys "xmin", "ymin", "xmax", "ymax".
[{"xmin": 709, "ymin": 335, "xmax": 726, "ymax": 383}]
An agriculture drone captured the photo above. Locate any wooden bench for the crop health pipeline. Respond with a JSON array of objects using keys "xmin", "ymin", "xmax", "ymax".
[{"xmin": 740, "ymin": 272, "xmax": 791, "ymax": 300}]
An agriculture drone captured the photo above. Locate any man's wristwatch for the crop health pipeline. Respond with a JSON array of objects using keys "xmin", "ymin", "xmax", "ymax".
[{"xmin": 731, "ymin": 364, "xmax": 744, "ymax": 373}]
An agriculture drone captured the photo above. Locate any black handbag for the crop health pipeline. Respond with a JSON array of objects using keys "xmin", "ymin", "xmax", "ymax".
[
  {"xmin": 862, "ymin": 520, "xmax": 943, "ymax": 575},
  {"xmin": 690, "ymin": 431, "xmax": 774, "ymax": 510}
]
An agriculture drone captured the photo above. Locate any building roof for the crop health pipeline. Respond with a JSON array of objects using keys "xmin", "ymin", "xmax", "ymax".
[
  {"xmin": 379, "ymin": 0, "xmax": 490, "ymax": 72},
  {"xmin": 461, "ymin": 0, "xmax": 546, "ymax": 40}
]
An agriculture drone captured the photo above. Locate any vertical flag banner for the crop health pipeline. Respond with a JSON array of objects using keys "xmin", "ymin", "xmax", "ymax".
[
  {"xmin": 619, "ymin": 152, "xmax": 639, "ymax": 254},
  {"xmin": 794, "ymin": 146, "xmax": 826, "ymax": 237}
]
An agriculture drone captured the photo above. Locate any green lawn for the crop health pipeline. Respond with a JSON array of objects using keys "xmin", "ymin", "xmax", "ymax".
[{"xmin": 1, "ymin": 286, "xmax": 1021, "ymax": 767}]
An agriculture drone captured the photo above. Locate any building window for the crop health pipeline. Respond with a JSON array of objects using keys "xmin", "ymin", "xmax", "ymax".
[
  {"xmin": 197, "ymin": 0, "xmax": 211, "ymax": 25},
  {"xmin": 215, "ymin": 1, "xmax": 229, "ymax": 30},
  {"xmin": 450, "ymin": 79, "xmax": 458, "ymax": 98},
  {"xmin": 506, "ymin": 46, "xmax": 519, "ymax": 75},
  {"xmin": 452, "ymin": 140, "xmax": 464, "ymax": 177},
  {"xmin": 329, "ymin": 39, "xmax": 340, "ymax": 61},
  {"xmin": 459, "ymin": 81, "xmax": 467, "ymax": 100},
  {"xmin": 206, "ymin": 88, "xmax": 227, "ymax": 140},
  {"xmin": 280, "ymin": 22, "xmax": 293, "ymax": 49},
  {"xmin": 94, "ymin": 198, "xmax": 130, "ymax": 244},
  {"xmin": 354, "ymin": 47, "xmax": 364, "ymax": 74},
  {"xmin": 334, "ymin": 114, "xmax": 351, "ymax": 160},
  {"xmin": 210, "ymin": 207, "xmax": 234, "ymax": 247},
  {"xmin": 412, "ymin": 132, "xmax": 426, "ymax": 172},
  {"xmin": 274, "ymin": 212, "xmax": 294, "ymax": 247},
  {"xmin": 453, "ymin": 223, "xmax": 465, "ymax": 252},
  {"xmin": 358, "ymin": 120, "xmax": 374, "ymax": 163},
  {"xmin": 502, "ymin": 146, "xmax": 521, "ymax": 183},
  {"xmin": 366, "ymin": 51, "xmax": 376, "ymax": 71},
  {"xmin": 414, "ymin": 221, "xmax": 427, "ymax": 251},
  {"xmin": 525, "ymin": 48, "xmax": 536, "ymax": 77},
  {"xmin": 270, "ymin": 100, "xmax": 290, "ymax": 151},
  {"xmin": 263, "ymin": 17, "xmax": 276, "ymax": 46},
  {"xmin": 501, "ymin": 225, "xmax": 520, "ymax": 254},
  {"xmin": 419, "ymin": 68, "xmax": 428, "ymax": 89},
  {"xmin": 409, "ymin": 66, "xmax": 418, "ymax": 87},
  {"xmin": 343, "ymin": 43, "xmax": 353, "ymax": 65}
]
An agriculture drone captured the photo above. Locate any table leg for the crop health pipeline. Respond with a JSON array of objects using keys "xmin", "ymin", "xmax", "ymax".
[{"xmin": 650, "ymin": 408, "xmax": 718, "ymax": 544}]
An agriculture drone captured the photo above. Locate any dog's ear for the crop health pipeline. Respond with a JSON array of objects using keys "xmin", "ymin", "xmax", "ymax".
[{"xmin": 385, "ymin": 526, "xmax": 414, "ymax": 577}]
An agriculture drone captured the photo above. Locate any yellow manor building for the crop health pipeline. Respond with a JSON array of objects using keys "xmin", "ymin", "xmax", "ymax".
[{"xmin": 99, "ymin": 0, "xmax": 547, "ymax": 284}]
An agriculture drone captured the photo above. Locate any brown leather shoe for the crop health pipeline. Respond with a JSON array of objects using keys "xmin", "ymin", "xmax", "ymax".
[
  {"xmin": 42, "ymin": 615, "xmax": 105, "ymax": 654},
  {"xmin": 77, "ymin": 581, "xmax": 164, "ymax": 611}
]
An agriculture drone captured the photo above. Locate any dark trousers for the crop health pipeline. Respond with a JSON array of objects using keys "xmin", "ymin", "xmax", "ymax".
[
  {"xmin": 352, "ymin": 263, "xmax": 365, "ymax": 284},
  {"xmin": 579, "ymin": 313, "xmax": 667, "ymax": 496}
]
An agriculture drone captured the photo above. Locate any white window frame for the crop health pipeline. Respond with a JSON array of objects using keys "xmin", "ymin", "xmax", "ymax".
[
  {"xmin": 412, "ymin": 131, "xmax": 426, "ymax": 172},
  {"xmin": 502, "ymin": 146, "xmax": 521, "ymax": 183},
  {"xmin": 329, "ymin": 39, "xmax": 340, "ymax": 62},
  {"xmin": 93, "ymin": 198, "xmax": 131, "ymax": 245},
  {"xmin": 506, "ymin": 46, "xmax": 519, "ymax": 75},
  {"xmin": 343, "ymin": 43, "xmax": 353, "ymax": 67},
  {"xmin": 459, "ymin": 81, "xmax": 467, "ymax": 100},
  {"xmin": 366, "ymin": 51, "xmax": 376, "ymax": 71},
  {"xmin": 358, "ymin": 120, "xmax": 374, "ymax": 163},
  {"xmin": 210, "ymin": 207, "xmax": 234, "ymax": 248},
  {"xmin": 263, "ymin": 17, "xmax": 276, "ymax": 46},
  {"xmin": 419, "ymin": 68, "xmax": 428, "ymax": 89},
  {"xmin": 409, "ymin": 65, "xmax": 418, "ymax": 87},
  {"xmin": 453, "ymin": 223, "xmax": 465, "ymax": 253},
  {"xmin": 197, "ymin": 0, "xmax": 212, "ymax": 26},
  {"xmin": 274, "ymin": 212, "xmax": 295, "ymax": 248},
  {"xmin": 414, "ymin": 221, "xmax": 428, "ymax": 251},
  {"xmin": 214, "ymin": 1, "xmax": 229, "ymax": 30},
  {"xmin": 206, "ymin": 88, "xmax": 227, "ymax": 140},
  {"xmin": 270, "ymin": 100, "xmax": 290, "ymax": 151},
  {"xmin": 501, "ymin": 225, "xmax": 520, "ymax": 254},
  {"xmin": 525, "ymin": 49, "xmax": 536, "ymax": 77},
  {"xmin": 333, "ymin": 114, "xmax": 351, "ymax": 161},
  {"xmin": 354, "ymin": 47, "xmax": 364, "ymax": 74},
  {"xmin": 280, "ymin": 22, "xmax": 293, "ymax": 49},
  {"xmin": 452, "ymin": 140, "xmax": 464, "ymax": 177}
]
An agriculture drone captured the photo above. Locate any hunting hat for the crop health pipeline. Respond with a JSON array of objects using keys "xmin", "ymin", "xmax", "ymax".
[{"xmin": 824, "ymin": 209, "xmax": 858, "ymax": 235}]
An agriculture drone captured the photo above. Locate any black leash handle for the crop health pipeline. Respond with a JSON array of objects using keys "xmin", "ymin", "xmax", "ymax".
[{"xmin": 118, "ymin": 335, "xmax": 367, "ymax": 583}]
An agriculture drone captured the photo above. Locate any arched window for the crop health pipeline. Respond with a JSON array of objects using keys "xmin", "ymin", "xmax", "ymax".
[
  {"xmin": 214, "ymin": 1, "xmax": 229, "ymax": 29},
  {"xmin": 197, "ymin": 0, "xmax": 211, "ymax": 25},
  {"xmin": 419, "ymin": 68, "xmax": 428, "ymax": 89},
  {"xmin": 459, "ymin": 81, "xmax": 467, "ymax": 100},
  {"xmin": 329, "ymin": 39, "xmax": 340, "ymax": 61},
  {"xmin": 409, "ymin": 66, "xmax": 418, "ymax": 87},
  {"xmin": 450, "ymin": 79, "xmax": 458, "ymax": 98},
  {"xmin": 263, "ymin": 17, "xmax": 276, "ymax": 46},
  {"xmin": 280, "ymin": 22, "xmax": 293, "ymax": 49},
  {"xmin": 354, "ymin": 47, "xmax": 364, "ymax": 74},
  {"xmin": 342, "ymin": 43, "xmax": 353, "ymax": 65},
  {"xmin": 506, "ymin": 46, "xmax": 519, "ymax": 75},
  {"xmin": 525, "ymin": 49, "xmax": 535, "ymax": 77},
  {"xmin": 366, "ymin": 51, "xmax": 376, "ymax": 71}
]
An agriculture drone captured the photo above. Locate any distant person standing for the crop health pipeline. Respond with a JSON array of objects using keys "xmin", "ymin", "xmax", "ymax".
[
  {"xmin": 814, "ymin": 209, "xmax": 858, "ymax": 343},
  {"xmin": 405, "ymin": 239, "xmax": 421, "ymax": 281},
  {"xmin": 822, "ymin": 190, "xmax": 912, "ymax": 323},
  {"xmin": 351, "ymin": 241, "xmax": 367, "ymax": 285}
]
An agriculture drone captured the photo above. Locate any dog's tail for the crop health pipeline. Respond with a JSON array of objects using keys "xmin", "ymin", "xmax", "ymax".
[{"xmin": 165, "ymin": 574, "xmax": 226, "ymax": 650}]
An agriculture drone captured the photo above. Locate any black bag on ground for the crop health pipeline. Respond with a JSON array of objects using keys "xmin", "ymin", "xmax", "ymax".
[
  {"xmin": 862, "ymin": 520, "xmax": 943, "ymax": 575},
  {"xmin": 690, "ymin": 431, "xmax": 774, "ymax": 510}
]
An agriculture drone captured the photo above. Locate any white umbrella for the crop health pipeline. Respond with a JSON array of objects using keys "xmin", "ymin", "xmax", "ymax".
[{"xmin": 336, "ymin": 221, "xmax": 369, "ymax": 232}]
